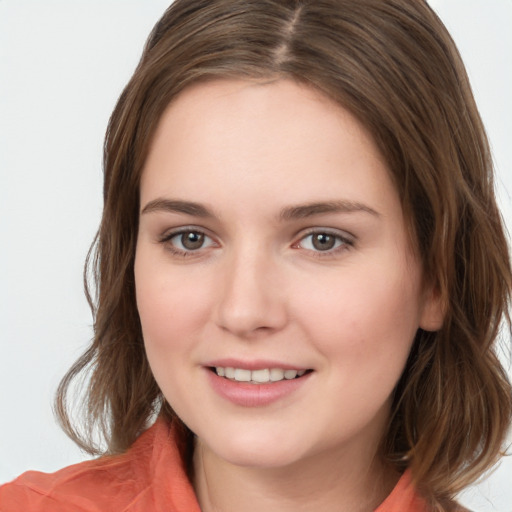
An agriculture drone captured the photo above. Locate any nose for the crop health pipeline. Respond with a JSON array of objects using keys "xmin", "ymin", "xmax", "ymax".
[{"xmin": 214, "ymin": 250, "xmax": 288, "ymax": 338}]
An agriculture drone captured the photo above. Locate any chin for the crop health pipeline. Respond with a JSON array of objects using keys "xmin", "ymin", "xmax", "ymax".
[
  {"xmin": 198, "ymin": 427, "xmax": 307, "ymax": 469},
  {"xmin": 217, "ymin": 447, "xmax": 302, "ymax": 470}
]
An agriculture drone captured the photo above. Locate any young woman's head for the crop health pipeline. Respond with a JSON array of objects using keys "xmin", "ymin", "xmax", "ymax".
[{"xmin": 56, "ymin": 0, "xmax": 512, "ymax": 508}]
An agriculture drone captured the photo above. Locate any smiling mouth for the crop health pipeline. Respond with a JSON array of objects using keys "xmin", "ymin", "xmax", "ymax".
[{"xmin": 211, "ymin": 367, "xmax": 312, "ymax": 384}]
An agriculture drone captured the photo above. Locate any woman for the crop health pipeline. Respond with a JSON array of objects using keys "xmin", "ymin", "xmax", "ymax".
[{"xmin": 1, "ymin": 1, "xmax": 510, "ymax": 511}]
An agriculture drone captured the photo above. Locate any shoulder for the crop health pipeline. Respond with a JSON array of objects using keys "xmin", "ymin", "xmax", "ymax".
[
  {"xmin": 375, "ymin": 471, "xmax": 474, "ymax": 512},
  {"xmin": 0, "ymin": 419, "xmax": 188, "ymax": 512},
  {"xmin": 0, "ymin": 444, "xmax": 152, "ymax": 512}
]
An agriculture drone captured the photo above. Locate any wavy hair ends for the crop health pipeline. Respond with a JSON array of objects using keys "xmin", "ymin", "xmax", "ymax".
[{"xmin": 55, "ymin": 0, "xmax": 512, "ymax": 509}]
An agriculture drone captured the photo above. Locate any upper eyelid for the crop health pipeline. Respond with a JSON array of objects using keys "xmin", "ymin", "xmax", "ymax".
[
  {"xmin": 295, "ymin": 227, "xmax": 355, "ymax": 242},
  {"xmin": 159, "ymin": 225, "xmax": 216, "ymax": 242}
]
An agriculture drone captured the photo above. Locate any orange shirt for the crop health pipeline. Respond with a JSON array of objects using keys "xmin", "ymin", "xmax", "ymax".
[{"xmin": 1, "ymin": 419, "xmax": 429, "ymax": 512}]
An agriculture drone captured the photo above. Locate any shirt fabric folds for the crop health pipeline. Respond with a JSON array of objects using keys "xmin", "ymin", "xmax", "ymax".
[{"xmin": 1, "ymin": 419, "xmax": 430, "ymax": 512}]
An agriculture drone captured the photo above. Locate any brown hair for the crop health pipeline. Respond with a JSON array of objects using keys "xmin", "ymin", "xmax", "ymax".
[{"xmin": 55, "ymin": 0, "xmax": 512, "ymax": 509}]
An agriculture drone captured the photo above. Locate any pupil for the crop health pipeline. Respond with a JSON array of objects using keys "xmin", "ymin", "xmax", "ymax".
[
  {"xmin": 312, "ymin": 233, "xmax": 335, "ymax": 251},
  {"xmin": 182, "ymin": 231, "xmax": 204, "ymax": 250}
]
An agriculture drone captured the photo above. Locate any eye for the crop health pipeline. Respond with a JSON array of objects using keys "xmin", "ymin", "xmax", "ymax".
[
  {"xmin": 161, "ymin": 229, "xmax": 216, "ymax": 254},
  {"xmin": 296, "ymin": 230, "xmax": 353, "ymax": 254}
]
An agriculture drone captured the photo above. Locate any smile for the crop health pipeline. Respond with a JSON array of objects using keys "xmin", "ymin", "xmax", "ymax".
[
  {"xmin": 213, "ymin": 367, "xmax": 309, "ymax": 383},
  {"xmin": 206, "ymin": 364, "xmax": 314, "ymax": 406}
]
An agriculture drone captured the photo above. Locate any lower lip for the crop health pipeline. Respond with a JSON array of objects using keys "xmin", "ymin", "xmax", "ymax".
[{"xmin": 206, "ymin": 369, "xmax": 312, "ymax": 407}]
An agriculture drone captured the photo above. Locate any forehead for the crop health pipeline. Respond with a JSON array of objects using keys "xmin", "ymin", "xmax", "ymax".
[{"xmin": 140, "ymin": 79, "xmax": 394, "ymax": 209}]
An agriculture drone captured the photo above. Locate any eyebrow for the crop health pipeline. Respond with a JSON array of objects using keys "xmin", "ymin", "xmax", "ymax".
[
  {"xmin": 140, "ymin": 198, "xmax": 379, "ymax": 220},
  {"xmin": 279, "ymin": 200, "xmax": 380, "ymax": 220},
  {"xmin": 141, "ymin": 198, "xmax": 214, "ymax": 217}
]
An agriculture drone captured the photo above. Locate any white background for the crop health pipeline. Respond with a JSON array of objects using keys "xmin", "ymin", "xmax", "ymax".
[{"xmin": 0, "ymin": 1, "xmax": 511, "ymax": 510}]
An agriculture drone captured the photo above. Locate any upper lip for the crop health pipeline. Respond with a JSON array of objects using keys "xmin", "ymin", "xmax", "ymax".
[{"xmin": 204, "ymin": 358, "xmax": 310, "ymax": 371}]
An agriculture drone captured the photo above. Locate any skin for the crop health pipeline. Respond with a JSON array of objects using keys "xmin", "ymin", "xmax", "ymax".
[{"xmin": 135, "ymin": 79, "xmax": 443, "ymax": 512}]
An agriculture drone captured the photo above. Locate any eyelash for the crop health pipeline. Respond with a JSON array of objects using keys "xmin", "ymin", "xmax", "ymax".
[
  {"xmin": 158, "ymin": 228, "xmax": 354, "ymax": 258},
  {"xmin": 294, "ymin": 229, "xmax": 354, "ymax": 258},
  {"xmin": 159, "ymin": 227, "xmax": 217, "ymax": 258}
]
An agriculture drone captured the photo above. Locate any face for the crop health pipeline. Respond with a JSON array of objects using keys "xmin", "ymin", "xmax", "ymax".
[{"xmin": 135, "ymin": 79, "xmax": 442, "ymax": 470}]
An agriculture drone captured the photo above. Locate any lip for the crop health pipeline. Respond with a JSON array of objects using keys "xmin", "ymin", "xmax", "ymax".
[
  {"xmin": 205, "ymin": 365, "xmax": 312, "ymax": 407},
  {"xmin": 204, "ymin": 358, "xmax": 309, "ymax": 371}
]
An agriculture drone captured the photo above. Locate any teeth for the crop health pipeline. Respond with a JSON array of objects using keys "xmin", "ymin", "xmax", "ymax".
[
  {"xmin": 252, "ymin": 369, "xmax": 270, "ymax": 383},
  {"xmin": 215, "ymin": 367, "xmax": 308, "ymax": 383},
  {"xmin": 269, "ymin": 368, "xmax": 284, "ymax": 381},
  {"xmin": 234, "ymin": 369, "xmax": 251, "ymax": 382}
]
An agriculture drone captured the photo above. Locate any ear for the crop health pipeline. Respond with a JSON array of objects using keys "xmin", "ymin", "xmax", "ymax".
[{"xmin": 419, "ymin": 284, "xmax": 446, "ymax": 332}]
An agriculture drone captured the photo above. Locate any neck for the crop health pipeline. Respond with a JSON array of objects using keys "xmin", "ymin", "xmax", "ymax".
[{"xmin": 192, "ymin": 433, "xmax": 399, "ymax": 512}]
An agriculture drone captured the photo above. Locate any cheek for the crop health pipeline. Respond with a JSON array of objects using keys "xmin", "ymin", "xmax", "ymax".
[
  {"xmin": 134, "ymin": 255, "xmax": 214, "ymax": 409},
  {"xmin": 295, "ymin": 261, "xmax": 422, "ymax": 372},
  {"xmin": 135, "ymin": 248, "xmax": 212, "ymax": 338},
  {"xmin": 136, "ymin": 279, "xmax": 182, "ymax": 348}
]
